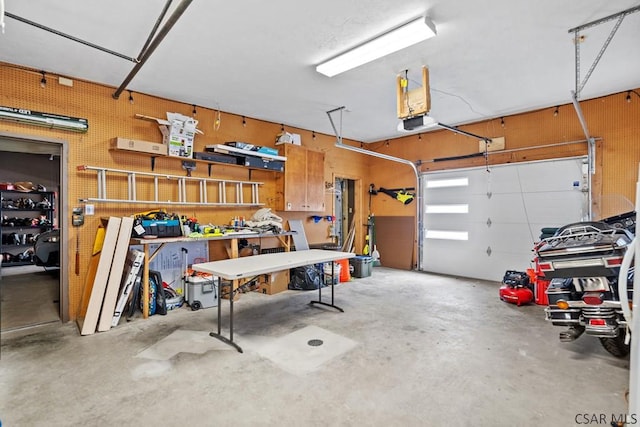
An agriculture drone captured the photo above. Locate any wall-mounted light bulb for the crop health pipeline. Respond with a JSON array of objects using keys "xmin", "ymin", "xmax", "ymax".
[
  {"xmin": 40, "ymin": 71, "xmax": 47, "ymax": 88},
  {"xmin": 385, "ymin": 140, "xmax": 390, "ymax": 147},
  {"xmin": 626, "ymin": 91, "xmax": 632, "ymax": 103},
  {"xmin": 312, "ymin": 131, "xmax": 316, "ymax": 140},
  {"xmin": 500, "ymin": 117, "xmax": 505, "ymax": 128},
  {"xmin": 192, "ymin": 104, "xmax": 197, "ymax": 116},
  {"xmin": 280, "ymin": 124, "xmax": 285, "ymax": 132},
  {"xmin": 553, "ymin": 106, "xmax": 559, "ymax": 117},
  {"xmin": 128, "ymin": 90, "xmax": 134, "ymax": 104},
  {"xmin": 418, "ymin": 133, "xmax": 422, "ymax": 140},
  {"xmin": 242, "ymin": 116, "xmax": 246, "ymax": 127}
]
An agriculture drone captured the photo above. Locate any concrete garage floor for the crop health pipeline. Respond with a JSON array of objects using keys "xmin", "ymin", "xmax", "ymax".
[
  {"xmin": 0, "ymin": 269, "xmax": 60, "ymax": 331},
  {"xmin": 0, "ymin": 267, "xmax": 631, "ymax": 426}
]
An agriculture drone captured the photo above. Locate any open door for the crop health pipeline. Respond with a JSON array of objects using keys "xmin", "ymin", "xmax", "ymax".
[{"xmin": 0, "ymin": 134, "xmax": 67, "ymax": 331}]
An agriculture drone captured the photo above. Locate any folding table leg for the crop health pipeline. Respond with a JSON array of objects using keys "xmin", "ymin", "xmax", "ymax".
[
  {"xmin": 209, "ymin": 278, "xmax": 243, "ymax": 353},
  {"xmin": 310, "ymin": 262, "xmax": 343, "ymax": 312}
]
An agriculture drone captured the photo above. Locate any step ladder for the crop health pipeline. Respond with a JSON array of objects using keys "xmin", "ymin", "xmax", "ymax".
[{"xmin": 77, "ymin": 165, "xmax": 263, "ymax": 207}]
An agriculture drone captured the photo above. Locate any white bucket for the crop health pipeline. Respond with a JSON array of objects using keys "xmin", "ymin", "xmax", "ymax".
[{"xmin": 323, "ymin": 262, "xmax": 341, "ymax": 285}]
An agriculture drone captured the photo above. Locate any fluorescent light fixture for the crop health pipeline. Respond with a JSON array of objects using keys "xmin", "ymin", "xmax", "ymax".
[
  {"xmin": 316, "ymin": 16, "xmax": 437, "ymax": 77},
  {"xmin": 426, "ymin": 177, "xmax": 469, "ymax": 188},
  {"xmin": 425, "ymin": 204, "xmax": 469, "ymax": 214},
  {"xmin": 0, "ymin": 105, "xmax": 88, "ymax": 132},
  {"xmin": 425, "ymin": 230, "xmax": 469, "ymax": 241}
]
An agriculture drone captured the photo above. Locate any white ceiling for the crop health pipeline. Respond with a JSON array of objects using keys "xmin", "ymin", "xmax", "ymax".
[{"xmin": 1, "ymin": 0, "xmax": 639, "ymax": 142}]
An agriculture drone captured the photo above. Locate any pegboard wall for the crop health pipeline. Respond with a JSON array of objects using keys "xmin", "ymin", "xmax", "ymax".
[
  {"xmin": 2, "ymin": 61, "xmax": 638, "ymax": 321},
  {"xmin": 0, "ymin": 63, "xmax": 369, "ymax": 321},
  {"xmin": 366, "ymin": 89, "xmax": 640, "ymax": 220}
]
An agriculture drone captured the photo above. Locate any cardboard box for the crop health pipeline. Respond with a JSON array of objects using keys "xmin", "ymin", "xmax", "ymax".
[
  {"xmin": 160, "ymin": 118, "xmax": 196, "ymax": 158},
  {"xmin": 275, "ymin": 132, "xmax": 301, "ymax": 146},
  {"xmin": 112, "ymin": 137, "xmax": 167, "ymax": 155},
  {"xmin": 258, "ymin": 270, "xmax": 290, "ymax": 295},
  {"xmin": 221, "ymin": 283, "xmax": 241, "ymax": 301},
  {"xmin": 134, "ymin": 113, "xmax": 203, "ymax": 159}
]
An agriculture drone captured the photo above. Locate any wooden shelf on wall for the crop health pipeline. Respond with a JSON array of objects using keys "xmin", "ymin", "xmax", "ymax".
[
  {"xmin": 110, "ymin": 140, "xmax": 285, "ymax": 179},
  {"xmin": 110, "ymin": 148, "xmax": 282, "ymax": 179}
]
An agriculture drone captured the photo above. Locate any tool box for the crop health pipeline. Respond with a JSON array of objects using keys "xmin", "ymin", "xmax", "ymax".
[
  {"xmin": 140, "ymin": 219, "xmax": 182, "ymax": 237},
  {"xmin": 186, "ymin": 274, "xmax": 218, "ymax": 310}
]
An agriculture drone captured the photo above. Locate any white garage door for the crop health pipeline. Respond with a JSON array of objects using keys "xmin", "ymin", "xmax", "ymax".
[{"xmin": 420, "ymin": 157, "xmax": 589, "ymax": 281}]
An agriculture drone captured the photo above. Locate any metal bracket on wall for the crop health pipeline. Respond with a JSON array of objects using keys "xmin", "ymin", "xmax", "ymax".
[{"xmin": 182, "ymin": 160, "xmax": 196, "ymax": 177}]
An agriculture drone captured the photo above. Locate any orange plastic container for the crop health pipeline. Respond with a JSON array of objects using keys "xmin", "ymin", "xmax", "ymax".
[{"xmin": 338, "ymin": 258, "xmax": 350, "ymax": 282}]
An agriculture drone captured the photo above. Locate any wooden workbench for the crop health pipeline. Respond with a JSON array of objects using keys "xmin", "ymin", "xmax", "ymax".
[{"xmin": 130, "ymin": 230, "xmax": 296, "ymax": 318}]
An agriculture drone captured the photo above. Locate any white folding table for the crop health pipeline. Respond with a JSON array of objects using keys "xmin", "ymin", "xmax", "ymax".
[{"xmin": 192, "ymin": 249, "xmax": 355, "ymax": 352}]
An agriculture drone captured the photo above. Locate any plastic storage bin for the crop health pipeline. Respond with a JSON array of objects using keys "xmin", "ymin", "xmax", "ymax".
[{"xmin": 350, "ymin": 255, "xmax": 373, "ymax": 278}]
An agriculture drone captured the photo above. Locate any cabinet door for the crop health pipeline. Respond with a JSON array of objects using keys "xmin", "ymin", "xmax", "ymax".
[
  {"xmin": 280, "ymin": 145, "xmax": 307, "ymax": 211},
  {"xmin": 277, "ymin": 145, "xmax": 326, "ymax": 212},
  {"xmin": 305, "ymin": 149, "xmax": 325, "ymax": 211}
]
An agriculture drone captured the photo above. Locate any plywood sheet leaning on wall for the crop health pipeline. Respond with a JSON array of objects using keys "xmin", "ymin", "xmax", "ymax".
[
  {"xmin": 97, "ymin": 216, "xmax": 134, "ymax": 332},
  {"xmin": 374, "ymin": 216, "xmax": 415, "ymax": 270},
  {"xmin": 76, "ymin": 224, "xmax": 105, "ymax": 320},
  {"xmin": 77, "ymin": 217, "xmax": 122, "ymax": 335}
]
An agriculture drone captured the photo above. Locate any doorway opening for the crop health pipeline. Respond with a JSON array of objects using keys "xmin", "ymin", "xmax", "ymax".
[
  {"xmin": 334, "ymin": 177, "xmax": 356, "ymax": 250},
  {"xmin": 0, "ymin": 134, "xmax": 66, "ymax": 333}
]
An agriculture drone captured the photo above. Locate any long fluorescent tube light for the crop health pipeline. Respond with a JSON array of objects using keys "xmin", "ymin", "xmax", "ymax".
[
  {"xmin": 0, "ymin": 105, "xmax": 88, "ymax": 132},
  {"xmin": 316, "ymin": 16, "xmax": 436, "ymax": 77}
]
